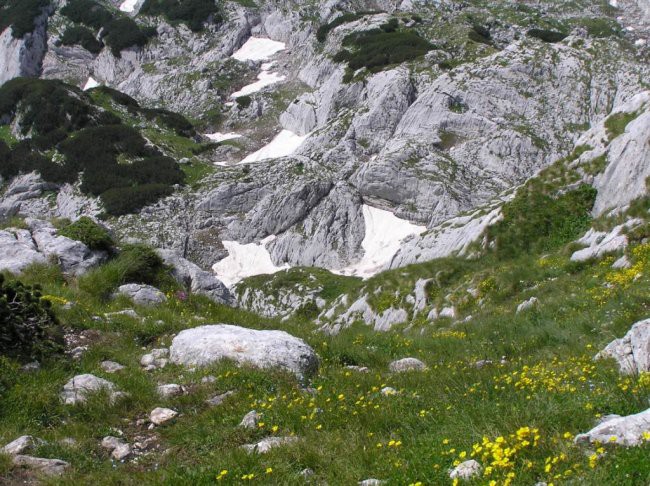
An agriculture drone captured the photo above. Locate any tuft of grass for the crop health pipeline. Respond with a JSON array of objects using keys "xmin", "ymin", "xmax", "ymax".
[{"xmin": 605, "ymin": 111, "xmax": 639, "ymax": 141}]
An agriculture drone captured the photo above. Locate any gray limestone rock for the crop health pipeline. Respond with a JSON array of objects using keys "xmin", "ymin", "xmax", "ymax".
[
  {"xmin": 115, "ymin": 284, "xmax": 167, "ymax": 306},
  {"xmin": 596, "ymin": 318, "xmax": 650, "ymax": 375},
  {"xmin": 170, "ymin": 324, "xmax": 318, "ymax": 378}
]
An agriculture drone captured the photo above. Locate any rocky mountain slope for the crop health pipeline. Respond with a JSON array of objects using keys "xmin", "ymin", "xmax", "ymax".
[{"xmin": 1, "ymin": 0, "xmax": 650, "ymax": 484}]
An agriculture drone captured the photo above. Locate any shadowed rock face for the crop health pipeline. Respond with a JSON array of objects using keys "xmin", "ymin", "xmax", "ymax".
[{"xmin": 169, "ymin": 324, "xmax": 319, "ymax": 379}]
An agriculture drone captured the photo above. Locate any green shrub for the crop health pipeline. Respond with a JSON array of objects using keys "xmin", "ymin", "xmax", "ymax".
[
  {"xmin": 61, "ymin": 0, "xmax": 156, "ymax": 56},
  {"xmin": 604, "ymin": 111, "xmax": 639, "ymax": 141},
  {"xmin": 468, "ymin": 24, "xmax": 491, "ymax": 44},
  {"xmin": 0, "ymin": 79, "xmax": 186, "ymax": 216},
  {"xmin": 316, "ymin": 11, "xmax": 381, "ymax": 42},
  {"xmin": 235, "ymin": 95, "xmax": 252, "ymax": 109},
  {"xmin": 487, "ymin": 183, "xmax": 597, "ymax": 258},
  {"xmin": 100, "ymin": 184, "xmax": 175, "ymax": 216},
  {"xmin": 58, "ymin": 217, "xmax": 114, "ymax": 252},
  {"xmin": 60, "ymin": 25, "xmax": 103, "ymax": 54},
  {"xmin": 527, "ymin": 29, "xmax": 568, "ymax": 43},
  {"xmin": 578, "ymin": 17, "xmax": 621, "ymax": 38},
  {"xmin": 78, "ymin": 244, "xmax": 167, "ymax": 299},
  {"xmin": 0, "ymin": 274, "xmax": 63, "ymax": 361},
  {"xmin": 334, "ymin": 23, "xmax": 433, "ymax": 76},
  {"xmin": 140, "ymin": 0, "xmax": 222, "ymax": 31},
  {"xmin": 103, "ymin": 17, "xmax": 155, "ymax": 57},
  {"xmin": 0, "ymin": 0, "xmax": 50, "ymax": 38}
]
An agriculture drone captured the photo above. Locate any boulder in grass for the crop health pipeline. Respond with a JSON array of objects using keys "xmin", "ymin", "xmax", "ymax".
[
  {"xmin": 596, "ymin": 318, "xmax": 650, "ymax": 374},
  {"xmin": 60, "ymin": 374, "xmax": 121, "ymax": 405},
  {"xmin": 241, "ymin": 436, "xmax": 299, "ymax": 454},
  {"xmin": 114, "ymin": 284, "xmax": 167, "ymax": 306},
  {"xmin": 449, "ymin": 459, "xmax": 482, "ymax": 480},
  {"xmin": 169, "ymin": 324, "xmax": 318, "ymax": 379},
  {"xmin": 575, "ymin": 408, "xmax": 650, "ymax": 447},
  {"xmin": 11, "ymin": 455, "xmax": 70, "ymax": 476},
  {"xmin": 389, "ymin": 357, "xmax": 427, "ymax": 372}
]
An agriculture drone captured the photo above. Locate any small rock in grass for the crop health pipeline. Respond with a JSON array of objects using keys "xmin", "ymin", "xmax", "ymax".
[
  {"xmin": 149, "ymin": 407, "xmax": 178, "ymax": 426},
  {"xmin": 575, "ymin": 408, "xmax": 650, "ymax": 446},
  {"xmin": 359, "ymin": 480, "xmax": 385, "ymax": 486},
  {"xmin": 516, "ymin": 297, "xmax": 539, "ymax": 314},
  {"xmin": 239, "ymin": 410, "xmax": 261, "ymax": 429},
  {"xmin": 380, "ymin": 387, "xmax": 398, "ymax": 396},
  {"xmin": 100, "ymin": 361, "xmax": 125, "ymax": 373},
  {"xmin": 101, "ymin": 436, "xmax": 124, "ymax": 451},
  {"xmin": 1, "ymin": 436, "xmax": 43, "ymax": 455},
  {"xmin": 389, "ymin": 357, "xmax": 427, "ymax": 372},
  {"xmin": 114, "ymin": 284, "xmax": 167, "ymax": 306},
  {"xmin": 60, "ymin": 374, "xmax": 119, "ymax": 405},
  {"xmin": 206, "ymin": 390, "xmax": 235, "ymax": 407},
  {"xmin": 22, "ymin": 361, "xmax": 40, "ymax": 372},
  {"xmin": 300, "ymin": 468, "xmax": 314, "ymax": 478},
  {"xmin": 345, "ymin": 365, "xmax": 369, "ymax": 373},
  {"xmin": 111, "ymin": 443, "xmax": 132, "ymax": 461},
  {"xmin": 157, "ymin": 384, "xmax": 184, "ymax": 398},
  {"xmin": 201, "ymin": 375, "xmax": 217, "ymax": 384},
  {"xmin": 241, "ymin": 436, "xmax": 299, "ymax": 454},
  {"xmin": 12, "ymin": 455, "xmax": 69, "ymax": 476},
  {"xmin": 449, "ymin": 459, "xmax": 482, "ymax": 480}
]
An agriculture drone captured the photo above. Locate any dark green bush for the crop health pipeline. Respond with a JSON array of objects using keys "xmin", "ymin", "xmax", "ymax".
[
  {"xmin": 0, "ymin": 0, "xmax": 50, "ymax": 38},
  {"xmin": 578, "ymin": 17, "xmax": 621, "ymax": 38},
  {"xmin": 58, "ymin": 217, "xmax": 114, "ymax": 252},
  {"xmin": 115, "ymin": 244, "xmax": 166, "ymax": 285},
  {"xmin": 0, "ymin": 78, "xmax": 94, "ymax": 137},
  {"xmin": 100, "ymin": 184, "xmax": 175, "ymax": 216},
  {"xmin": 0, "ymin": 79, "xmax": 185, "ymax": 215},
  {"xmin": 60, "ymin": 0, "xmax": 112, "ymax": 30},
  {"xmin": 0, "ymin": 274, "xmax": 63, "ymax": 361},
  {"xmin": 60, "ymin": 25, "xmax": 103, "ymax": 54},
  {"xmin": 527, "ymin": 28, "xmax": 568, "ymax": 43},
  {"xmin": 140, "ymin": 0, "xmax": 222, "ymax": 31},
  {"xmin": 487, "ymin": 183, "xmax": 597, "ymax": 258},
  {"xmin": 235, "ymin": 95, "xmax": 252, "ymax": 109},
  {"xmin": 468, "ymin": 24, "xmax": 491, "ymax": 44},
  {"xmin": 334, "ymin": 23, "xmax": 433, "ymax": 76},
  {"xmin": 103, "ymin": 17, "xmax": 155, "ymax": 57}
]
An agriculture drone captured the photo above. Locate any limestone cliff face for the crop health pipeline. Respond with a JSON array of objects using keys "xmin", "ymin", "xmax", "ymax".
[
  {"xmin": 0, "ymin": 8, "xmax": 50, "ymax": 86},
  {"xmin": 1, "ymin": 0, "xmax": 649, "ymax": 279}
]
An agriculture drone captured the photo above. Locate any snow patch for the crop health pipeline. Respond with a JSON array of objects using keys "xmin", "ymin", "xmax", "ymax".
[
  {"xmin": 83, "ymin": 77, "xmax": 100, "ymax": 91},
  {"xmin": 232, "ymin": 65, "xmax": 286, "ymax": 98},
  {"xmin": 119, "ymin": 0, "xmax": 139, "ymax": 13},
  {"xmin": 213, "ymin": 236, "xmax": 289, "ymax": 288},
  {"xmin": 241, "ymin": 130, "xmax": 307, "ymax": 163},
  {"xmin": 205, "ymin": 132, "xmax": 242, "ymax": 143},
  {"xmin": 337, "ymin": 205, "xmax": 427, "ymax": 279},
  {"xmin": 232, "ymin": 37, "xmax": 286, "ymax": 62}
]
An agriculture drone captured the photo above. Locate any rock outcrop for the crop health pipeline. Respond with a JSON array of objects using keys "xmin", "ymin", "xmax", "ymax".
[
  {"xmin": 596, "ymin": 318, "xmax": 650, "ymax": 375},
  {"xmin": 575, "ymin": 409, "xmax": 650, "ymax": 446}
]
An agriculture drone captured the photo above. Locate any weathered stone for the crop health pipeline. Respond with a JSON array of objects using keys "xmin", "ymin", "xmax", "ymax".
[
  {"xmin": 241, "ymin": 436, "xmax": 299, "ymax": 454},
  {"xmin": 596, "ymin": 318, "xmax": 650, "ymax": 374},
  {"xmin": 449, "ymin": 459, "xmax": 482, "ymax": 480},
  {"xmin": 389, "ymin": 358, "xmax": 427, "ymax": 373},
  {"xmin": 149, "ymin": 407, "xmax": 178, "ymax": 425},
  {"xmin": 60, "ymin": 374, "xmax": 118, "ymax": 405},
  {"xmin": 169, "ymin": 324, "xmax": 318, "ymax": 378},
  {"xmin": 115, "ymin": 284, "xmax": 167, "ymax": 306},
  {"xmin": 575, "ymin": 408, "xmax": 650, "ymax": 446}
]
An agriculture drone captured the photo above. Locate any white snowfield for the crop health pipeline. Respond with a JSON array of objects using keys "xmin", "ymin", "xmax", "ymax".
[
  {"xmin": 205, "ymin": 132, "xmax": 242, "ymax": 143},
  {"xmin": 119, "ymin": 0, "xmax": 139, "ymax": 13},
  {"xmin": 241, "ymin": 130, "xmax": 308, "ymax": 164},
  {"xmin": 82, "ymin": 77, "xmax": 100, "ymax": 91},
  {"xmin": 232, "ymin": 63, "xmax": 286, "ymax": 98},
  {"xmin": 231, "ymin": 37, "xmax": 286, "ymax": 62},
  {"xmin": 212, "ymin": 236, "xmax": 289, "ymax": 288},
  {"xmin": 337, "ymin": 205, "xmax": 427, "ymax": 279}
]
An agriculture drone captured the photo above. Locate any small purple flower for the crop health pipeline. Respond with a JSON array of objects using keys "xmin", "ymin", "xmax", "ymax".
[{"xmin": 175, "ymin": 290, "xmax": 188, "ymax": 301}]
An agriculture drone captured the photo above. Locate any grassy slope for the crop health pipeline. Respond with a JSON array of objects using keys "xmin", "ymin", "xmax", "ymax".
[{"xmin": 1, "ymin": 218, "xmax": 650, "ymax": 485}]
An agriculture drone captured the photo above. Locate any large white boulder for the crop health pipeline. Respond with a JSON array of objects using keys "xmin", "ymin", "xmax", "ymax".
[
  {"xmin": 596, "ymin": 318, "xmax": 650, "ymax": 374},
  {"xmin": 575, "ymin": 408, "xmax": 650, "ymax": 446},
  {"xmin": 389, "ymin": 357, "xmax": 427, "ymax": 372},
  {"xmin": 169, "ymin": 324, "xmax": 318, "ymax": 378}
]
